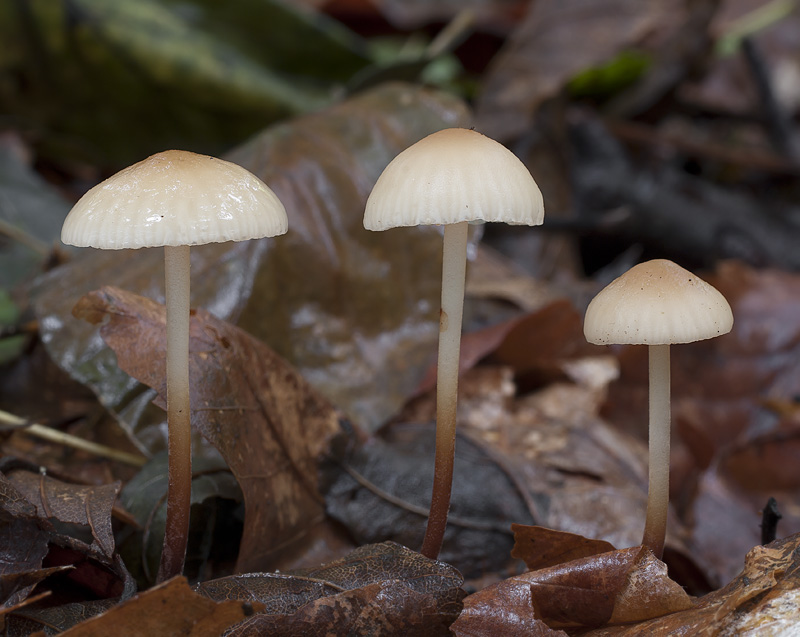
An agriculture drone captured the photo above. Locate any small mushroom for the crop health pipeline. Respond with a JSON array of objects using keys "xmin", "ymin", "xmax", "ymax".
[
  {"xmin": 61, "ymin": 150, "xmax": 287, "ymax": 581},
  {"xmin": 583, "ymin": 259, "xmax": 733, "ymax": 558},
  {"xmin": 364, "ymin": 128, "xmax": 544, "ymax": 558}
]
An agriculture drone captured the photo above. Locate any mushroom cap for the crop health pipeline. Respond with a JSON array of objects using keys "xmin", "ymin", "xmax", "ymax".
[
  {"xmin": 61, "ymin": 150, "xmax": 287, "ymax": 249},
  {"xmin": 363, "ymin": 128, "xmax": 544, "ymax": 230},
  {"xmin": 584, "ymin": 259, "xmax": 733, "ymax": 345}
]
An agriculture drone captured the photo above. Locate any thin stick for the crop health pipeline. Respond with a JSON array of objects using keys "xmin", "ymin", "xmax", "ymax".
[
  {"xmin": 421, "ymin": 221, "xmax": 468, "ymax": 559},
  {"xmin": 642, "ymin": 344, "xmax": 670, "ymax": 558},
  {"xmin": 157, "ymin": 244, "xmax": 192, "ymax": 582},
  {"xmin": 0, "ymin": 409, "xmax": 145, "ymax": 467}
]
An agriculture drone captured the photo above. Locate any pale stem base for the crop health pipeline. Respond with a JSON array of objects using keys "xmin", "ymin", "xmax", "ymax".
[
  {"xmin": 157, "ymin": 244, "xmax": 192, "ymax": 582},
  {"xmin": 642, "ymin": 343, "xmax": 671, "ymax": 559},
  {"xmin": 421, "ymin": 221, "xmax": 468, "ymax": 560}
]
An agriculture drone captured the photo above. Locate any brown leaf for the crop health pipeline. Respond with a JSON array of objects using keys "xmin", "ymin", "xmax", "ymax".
[
  {"xmin": 415, "ymin": 299, "xmax": 603, "ymax": 396},
  {"xmin": 6, "ymin": 469, "xmax": 120, "ymax": 560},
  {"xmin": 511, "ymin": 524, "xmax": 616, "ymax": 571},
  {"xmin": 196, "ymin": 542, "xmax": 465, "ymax": 636},
  {"xmin": 73, "ymin": 286, "xmax": 343, "ymax": 573},
  {"xmin": 583, "ymin": 532, "xmax": 800, "ymax": 635},
  {"xmin": 452, "ymin": 546, "xmax": 692, "ymax": 633},
  {"xmin": 475, "ymin": 0, "xmax": 670, "ymax": 140},
  {"xmin": 49, "ymin": 576, "xmax": 259, "ymax": 637},
  {"xmin": 451, "ymin": 577, "xmax": 568, "ymax": 637}
]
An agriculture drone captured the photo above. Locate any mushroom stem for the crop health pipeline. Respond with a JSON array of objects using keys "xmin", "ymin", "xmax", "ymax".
[
  {"xmin": 157, "ymin": 244, "xmax": 193, "ymax": 582},
  {"xmin": 642, "ymin": 343, "xmax": 671, "ymax": 559},
  {"xmin": 421, "ymin": 220, "xmax": 469, "ymax": 559}
]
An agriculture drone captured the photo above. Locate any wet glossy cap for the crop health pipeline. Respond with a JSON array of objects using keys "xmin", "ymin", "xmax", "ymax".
[
  {"xmin": 363, "ymin": 128, "xmax": 544, "ymax": 230},
  {"xmin": 584, "ymin": 259, "xmax": 733, "ymax": 345},
  {"xmin": 61, "ymin": 150, "xmax": 287, "ymax": 249}
]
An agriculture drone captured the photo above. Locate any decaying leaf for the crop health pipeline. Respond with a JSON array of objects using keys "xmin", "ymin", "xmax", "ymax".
[
  {"xmin": 452, "ymin": 546, "xmax": 692, "ymax": 634},
  {"xmin": 0, "ymin": 464, "xmax": 134, "ymax": 612},
  {"xmin": 73, "ymin": 286, "xmax": 343, "ymax": 573},
  {"xmin": 5, "ymin": 468, "xmax": 120, "ymax": 560},
  {"xmin": 195, "ymin": 542, "xmax": 465, "ymax": 636}
]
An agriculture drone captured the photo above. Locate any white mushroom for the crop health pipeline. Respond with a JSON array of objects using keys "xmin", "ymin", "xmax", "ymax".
[
  {"xmin": 584, "ymin": 259, "xmax": 733, "ymax": 558},
  {"xmin": 364, "ymin": 128, "xmax": 544, "ymax": 558},
  {"xmin": 62, "ymin": 150, "xmax": 287, "ymax": 580}
]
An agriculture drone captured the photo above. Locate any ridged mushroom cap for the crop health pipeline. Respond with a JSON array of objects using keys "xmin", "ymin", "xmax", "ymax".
[
  {"xmin": 363, "ymin": 128, "xmax": 544, "ymax": 230},
  {"xmin": 61, "ymin": 150, "xmax": 287, "ymax": 249},
  {"xmin": 584, "ymin": 259, "xmax": 733, "ymax": 345}
]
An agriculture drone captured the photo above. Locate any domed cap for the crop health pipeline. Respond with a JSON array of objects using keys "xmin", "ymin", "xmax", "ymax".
[
  {"xmin": 62, "ymin": 150, "xmax": 288, "ymax": 249},
  {"xmin": 363, "ymin": 128, "xmax": 544, "ymax": 230},
  {"xmin": 584, "ymin": 259, "xmax": 733, "ymax": 345}
]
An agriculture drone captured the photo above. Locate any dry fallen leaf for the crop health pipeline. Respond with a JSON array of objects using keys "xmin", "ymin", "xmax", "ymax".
[{"xmin": 73, "ymin": 286, "xmax": 344, "ymax": 573}]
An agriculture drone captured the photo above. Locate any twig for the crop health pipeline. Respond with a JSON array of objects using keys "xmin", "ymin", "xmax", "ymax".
[
  {"xmin": 0, "ymin": 409, "xmax": 146, "ymax": 467},
  {"xmin": 0, "ymin": 217, "xmax": 51, "ymax": 256},
  {"xmin": 716, "ymin": 0, "xmax": 796, "ymax": 57}
]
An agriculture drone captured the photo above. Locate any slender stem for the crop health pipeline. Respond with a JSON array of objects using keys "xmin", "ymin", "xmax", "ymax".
[
  {"xmin": 421, "ymin": 221, "xmax": 468, "ymax": 559},
  {"xmin": 642, "ymin": 344, "xmax": 671, "ymax": 559},
  {"xmin": 157, "ymin": 245, "xmax": 192, "ymax": 583}
]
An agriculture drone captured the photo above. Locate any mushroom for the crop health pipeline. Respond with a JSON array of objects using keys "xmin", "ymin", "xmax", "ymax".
[
  {"xmin": 61, "ymin": 150, "xmax": 287, "ymax": 581},
  {"xmin": 364, "ymin": 128, "xmax": 544, "ymax": 558},
  {"xmin": 583, "ymin": 259, "xmax": 732, "ymax": 558}
]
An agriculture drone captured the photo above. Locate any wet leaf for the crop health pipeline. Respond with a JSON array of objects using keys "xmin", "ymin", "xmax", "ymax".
[
  {"xmin": 510, "ymin": 524, "xmax": 616, "ymax": 572},
  {"xmin": 33, "ymin": 83, "xmax": 471, "ymax": 453},
  {"xmin": 452, "ymin": 546, "xmax": 692, "ymax": 633},
  {"xmin": 73, "ymin": 286, "xmax": 343, "ymax": 573},
  {"xmin": 195, "ymin": 542, "xmax": 465, "ymax": 636}
]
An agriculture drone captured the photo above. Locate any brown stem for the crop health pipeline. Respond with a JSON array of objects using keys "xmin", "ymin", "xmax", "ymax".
[
  {"xmin": 421, "ymin": 221, "xmax": 468, "ymax": 559},
  {"xmin": 157, "ymin": 244, "xmax": 192, "ymax": 582}
]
